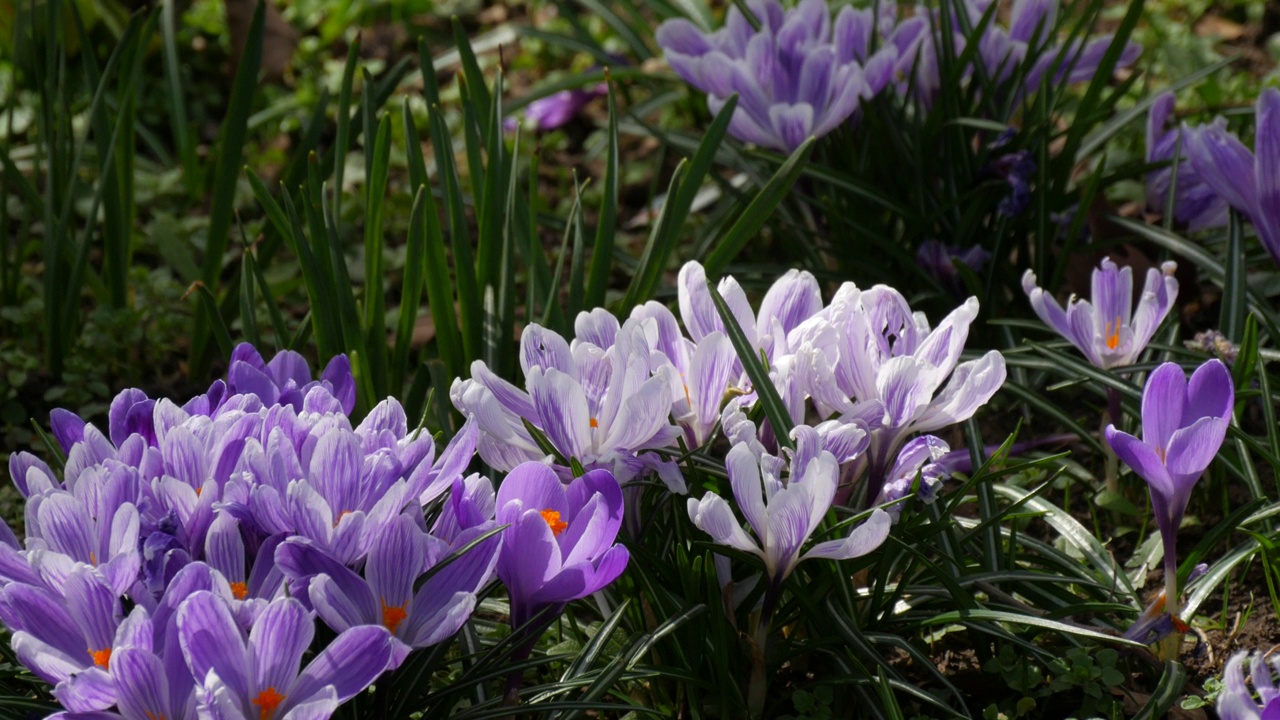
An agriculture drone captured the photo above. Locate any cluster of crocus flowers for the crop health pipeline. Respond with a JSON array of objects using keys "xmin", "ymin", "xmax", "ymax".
[
  {"xmin": 455, "ymin": 260, "xmax": 1003, "ymax": 517},
  {"xmin": 655, "ymin": 0, "xmax": 897, "ymax": 151},
  {"xmin": 1105, "ymin": 360, "xmax": 1233, "ymax": 635},
  {"xmin": 1022, "ymin": 258, "xmax": 1179, "ymax": 370},
  {"xmin": 2, "ymin": 343, "xmax": 635, "ymax": 719}
]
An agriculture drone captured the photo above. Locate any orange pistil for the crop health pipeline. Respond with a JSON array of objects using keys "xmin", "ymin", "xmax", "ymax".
[
  {"xmin": 89, "ymin": 551, "xmax": 97, "ymax": 567},
  {"xmin": 1156, "ymin": 446, "xmax": 1167, "ymax": 464},
  {"xmin": 381, "ymin": 598, "xmax": 409, "ymax": 634},
  {"xmin": 1105, "ymin": 316, "xmax": 1122, "ymax": 351},
  {"xmin": 230, "ymin": 582, "xmax": 249, "ymax": 600},
  {"xmin": 90, "ymin": 648, "xmax": 111, "ymax": 669},
  {"xmin": 332, "ymin": 510, "xmax": 352, "ymax": 528},
  {"xmin": 683, "ymin": 383, "xmax": 692, "ymax": 406},
  {"xmin": 195, "ymin": 486, "xmax": 203, "ymax": 497},
  {"xmin": 144, "ymin": 712, "xmax": 168, "ymax": 720},
  {"xmin": 540, "ymin": 509, "xmax": 568, "ymax": 536},
  {"xmin": 589, "ymin": 417, "xmax": 599, "ymax": 429},
  {"xmin": 252, "ymin": 687, "xmax": 287, "ymax": 720}
]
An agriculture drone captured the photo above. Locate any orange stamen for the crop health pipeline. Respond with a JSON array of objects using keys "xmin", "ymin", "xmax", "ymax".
[
  {"xmin": 1105, "ymin": 316, "xmax": 1122, "ymax": 351},
  {"xmin": 230, "ymin": 582, "xmax": 249, "ymax": 600},
  {"xmin": 144, "ymin": 712, "xmax": 168, "ymax": 720},
  {"xmin": 195, "ymin": 486, "xmax": 203, "ymax": 497},
  {"xmin": 381, "ymin": 598, "xmax": 409, "ymax": 634},
  {"xmin": 589, "ymin": 417, "xmax": 598, "ymax": 429},
  {"xmin": 89, "ymin": 551, "xmax": 97, "ymax": 567},
  {"xmin": 540, "ymin": 509, "xmax": 568, "ymax": 536},
  {"xmin": 683, "ymin": 383, "xmax": 692, "ymax": 406},
  {"xmin": 90, "ymin": 648, "xmax": 111, "ymax": 669},
  {"xmin": 252, "ymin": 687, "xmax": 287, "ymax": 720},
  {"xmin": 333, "ymin": 510, "xmax": 351, "ymax": 528}
]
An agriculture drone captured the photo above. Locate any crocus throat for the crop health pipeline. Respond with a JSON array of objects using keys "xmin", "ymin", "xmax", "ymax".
[
  {"xmin": 1105, "ymin": 316, "xmax": 1122, "ymax": 351},
  {"xmin": 230, "ymin": 581, "xmax": 249, "ymax": 600},
  {"xmin": 540, "ymin": 509, "xmax": 568, "ymax": 536},
  {"xmin": 333, "ymin": 510, "xmax": 351, "ymax": 528},
  {"xmin": 381, "ymin": 597, "xmax": 409, "ymax": 634},
  {"xmin": 1156, "ymin": 445, "xmax": 1167, "ymax": 464},
  {"xmin": 589, "ymin": 417, "xmax": 599, "ymax": 429},
  {"xmin": 89, "ymin": 647, "xmax": 111, "ymax": 669},
  {"xmin": 252, "ymin": 687, "xmax": 287, "ymax": 720}
]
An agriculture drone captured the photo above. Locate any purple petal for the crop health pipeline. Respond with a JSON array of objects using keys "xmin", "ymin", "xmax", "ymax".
[
  {"xmin": 1165, "ymin": 416, "xmax": 1228, "ymax": 483},
  {"xmin": 177, "ymin": 591, "xmax": 249, "ymax": 703},
  {"xmin": 527, "ymin": 368, "xmax": 592, "ymax": 461},
  {"xmin": 1140, "ymin": 362, "xmax": 1188, "ymax": 453},
  {"xmin": 250, "ymin": 597, "xmax": 314, "ymax": 700},
  {"xmin": 1105, "ymin": 426, "xmax": 1175, "ymax": 500},
  {"xmin": 50, "ymin": 409, "xmax": 88, "ymax": 454},
  {"xmin": 1184, "ymin": 358, "xmax": 1234, "ymax": 425},
  {"xmin": 289, "ymin": 625, "xmax": 394, "ymax": 704},
  {"xmin": 53, "ymin": 667, "xmax": 116, "ymax": 712}
]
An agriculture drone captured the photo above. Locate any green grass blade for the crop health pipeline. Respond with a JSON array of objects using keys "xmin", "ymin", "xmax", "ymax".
[
  {"xmin": 586, "ymin": 76, "xmax": 619, "ymax": 309},
  {"xmin": 394, "ymin": 187, "xmax": 429, "ymax": 393},
  {"xmin": 192, "ymin": 0, "xmax": 265, "ymax": 367},
  {"xmin": 702, "ymin": 137, "xmax": 815, "ymax": 277},
  {"xmin": 708, "ymin": 283, "xmax": 793, "ymax": 449}
]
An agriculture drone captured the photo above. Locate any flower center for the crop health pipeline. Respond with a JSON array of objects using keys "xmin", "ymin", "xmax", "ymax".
[
  {"xmin": 1105, "ymin": 316, "xmax": 1122, "ymax": 351},
  {"xmin": 381, "ymin": 598, "xmax": 409, "ymax": 634},
  {"xmin": 333, "ymin": 510, "xmax": 351, "ymax": 528},
  {"xmin": 89, "ymin": 647, "xmax": 111, "ymax": 669},
  {"xmin": 589, "ymin": 417, "xmax": 598, "ymax": 429},
  {"xmin": 252, "ymin": 687, "xmax": 287, "ymax": 720},
  {"xmin": 89, "ymin": 551, "xmax": 97, "ymax": 566},
  {"xmin": 540, "ymin": 509, "xmax": 568, "ymax": 536},
  {"xmin": 230, "ymin": 582, "xmax": 249, "ymax": 600},
  {"xmin": 144, "ymin": 712, "xmax": 168, "ymax": 720},
  {"xmin": 1156, "ymin": 446, "xmax": 1167, "ymax": 464}
]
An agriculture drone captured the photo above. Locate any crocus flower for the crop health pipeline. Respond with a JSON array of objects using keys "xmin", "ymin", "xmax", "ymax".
[
  {"xmin": 494, "ymin": 463, "xmax": 629, "ymax": 629},
  {"xmin": 177, "ymin": 592, "xmax": 395, "ymax": 720},
  {"xmin": 793, "ymin": 285, "xmax": 1006, "ymax": 504},
  {"xmin": 1022, "ymin": 258, "xmax": 1179, "ymax": 369},
  {"xmin": 275, "ymin": 512, "xmax": 500, "ymax": 664},
  {"xmin": 525, "ymin": 84, "xmax": 608, "ymax": 130},
  {"xmin": 1105, "ymin": 360, "xmax": 1232, "ymax": 624},
  {"xmin": 875, "ymin": 434, "xmax": 950, "ymax": 521},
  {"xmin": 687, "ymin": 426, "xmax": 891, "ymax": 585},
  {"xmin": 1146, "ymin": 92, "xmax": 1229, "ymax": 231},
  {"xmin": 224, "ymin": 343, "xmax": 356, "ymax": 416},
  {"xmin": 1185, "ymin": 88, "xmax": 1280, "ymax": 265},
  {"xmin": 1217, "ymin": 651, "xmax": 1280, "ymax": 720},
  {"xmin": 676, "ymin": 261, "xmax": 823, "ymax": 363},
  {"xmin": 916, "ymin": 240, "xmax": 991, "ymax": 299},
  {"xmin": 656, "ymin": 0, "xmax": 896, "ymax": 151},
  {"xmin": 451, "ymin": 321, "xmax": 683, "ymax": 491}
]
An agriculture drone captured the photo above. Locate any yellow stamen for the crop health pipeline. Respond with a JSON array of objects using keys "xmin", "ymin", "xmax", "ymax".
[
  {"xmin": 230, "ymin": 582, "xmax": 249, "ymax": 600},
  {"xmin": 252, "ymin": 687, "xmax": 287, "ymax": 720},
  {"xmin": 1105, "ymin": 316, "xmax": 1122, "ymax": 351},
  {"xmin": 90, "ymin": 648, "xmax": 111, "ymax": 669},
  {"xmin": 540, "ymin": 509, "xmax": 568, "ymax": 536},
  {"xmin": 381, "ymin": 598, "xmax": 409, "ymax": 634}
]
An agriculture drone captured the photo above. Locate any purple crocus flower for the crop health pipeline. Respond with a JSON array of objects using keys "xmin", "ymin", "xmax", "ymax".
[
  {"xmin": 1217, "ymin": 651, "xmax": 1280, "ymax": 720},
  {"xmin": 177, "ymin": 591, "xmax": 395, "ymax": 720},
  {"xmin": 688, "ymin": 426, "xmax": 890, "ymax": 585},
  {"xmin": 1185, "ymin": 88, "xmax": 1280, "ymax": 265},
  {"xmin": 224, "ymin": 344, "xmax": 356, "ymax": 416},
  {"xmin": 916, "ymin": 240, "xmax": 991, "ymax": 299},
  {"xmin": 1146, "ymin": 92, "xmax": 1229, "ymax": 231},
  {"xmin": 5, "ymin": 565, "xmax": 150, "ymax": 711},
  {"xmin": 1104, "ymin": 360, "xmax": 1232, "ymax": 626},
  {"xmin": 275, "ymin": 512, "xmax": 500, "ymax": 664},
  {"xmin": 494, "ymin": 463, "xmax": 629, "ymax": 629},
  {"xmin": 875, "ymin": 434, "xmax": 950, "ymax": 521},
  {"xmin": 451, "ymin": 320, "xmax": 683, "ymax": 491},
  {"xmin": 525, "ymin": 84, "xmax": 608, "ymax": 130},
  {"xmin": 793, "ymin": 286, "xmax": 1006, "ymax": 504},
  {"xmin": 1022, "ymin": 258, "xmax": 1179, "ymax": 369},
  {"xmin": 656, "ymin": 0, "xmax": 896, "ymax": 151}
]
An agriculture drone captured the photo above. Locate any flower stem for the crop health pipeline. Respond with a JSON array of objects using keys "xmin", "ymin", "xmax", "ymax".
[
  {"xmin": 747, "ymin": 581, "xmax": 781, "ymax": 720},
  {"xmin": 1103, "ymin": 387, "xmax": 1123, "ymax": 495}
]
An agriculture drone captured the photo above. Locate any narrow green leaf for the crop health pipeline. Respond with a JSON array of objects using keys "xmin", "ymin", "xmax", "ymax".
[
  {"xmin": 1221, "ymin": 209, "xmax": 1246, "ymax": 342},
  {"xmin": 187, "ymin": 282, "xmax": 234, "ymax": 359},
  {"xmin": 708, "ymin": 284, "xmax": 793, "ymax": 449},
  {"xmin": 703, "ymin": 136, "xmax": 815, "ymax": 277},
  {"xmin": 1131, "ymin": 662, "xmax": 1186, "ymax": 720},
  {"xmin": 585, "ymin": 76, "xmax": 619, "ymax": 309},
  {"xmin": 192, "ymin": 0, "xmax": 265, "ymax": 368}
]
